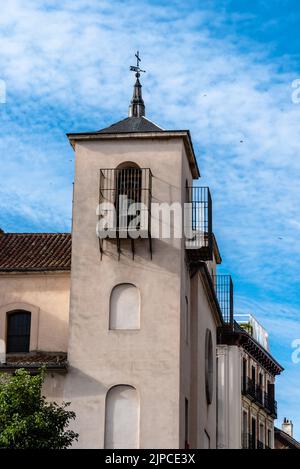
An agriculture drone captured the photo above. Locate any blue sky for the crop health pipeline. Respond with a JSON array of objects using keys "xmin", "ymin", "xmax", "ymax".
[{"xmin": 1, "ymin": 0, "xmax": 300, "ymax": 439}]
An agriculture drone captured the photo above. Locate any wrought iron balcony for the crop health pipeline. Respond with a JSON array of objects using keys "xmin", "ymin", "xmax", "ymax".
[
  {"xmin": 98, "ymin": 167, "xmax": 152, "ymax": 258},
  {"xmin": 242, "ymin": 434, "xmax": 266, "ymax": 450},
  {"xmin": 185, "ymin": 186, "xmax": 213, "ymax": 264},
  {"xmin": 256, "ymin": 385, "xmax": 264, "ymax": 406},
  {"xmin": 242, "ymin": 379, "xmax": 277, "ymax": 418},
  {"xmin": 264, "ymin": 392, "xmax": 277, "ymax": 418},
  {"xmin": 213, "ymin": 275, "xmax": 234, "ymax": 326},
  {"xmin": 242, "ymin": 378, "xmax": 265, "ymax": 405},
  {"xmin": 243, "ymin": 377, "xmax": 257, "ymax": 401}
]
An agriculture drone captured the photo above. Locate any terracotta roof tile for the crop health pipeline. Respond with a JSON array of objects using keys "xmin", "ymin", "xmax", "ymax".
[
  {"xmin": 0, "ymin": 352, "xmax": 68, "ymax": 371},
  {"xmin": 0, "ymin": 233, "xmax": 71, "ymax": 272}
]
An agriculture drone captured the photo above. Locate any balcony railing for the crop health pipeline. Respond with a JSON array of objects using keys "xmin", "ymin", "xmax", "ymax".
[
  {"xmin": 185, "ymin": 187, "xmax": 213, "ymax": 263},
  {"xmin": 264, "ymin": 392, "xmax": 277, "ymax": 418},
  {"xmin": 256, "ymin": 385, "xmax": 264, "ymax": 406},
  {"xmin": 213, "ymin": 275, "xmax": 234, "ymax": 326},
  {"xmin": 98, "ymin": 168, "xmax": 152, "ymax": 258},
  {"xmin": 243, "ymin": 377, "xmax": 256, "ymax": 401},
  {"xmin": 242, "ymin": 433, "xmax": 269, "ymax": 450},
  {"xmin": 242, "ymin": 378, "xmax": 277, "ymax": 418},
  {"xmin": 243, "ymin": 379, "xmax": 263, "ymax": 405}
]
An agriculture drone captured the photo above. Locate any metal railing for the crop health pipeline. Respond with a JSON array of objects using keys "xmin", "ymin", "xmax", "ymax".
[
  {"xmin": 256, "ymin": 385, "xmax": 264, "ymax": 406},
  {"xmin": 213, "ymin": 275, "xmax": 234, "ymax": 325},
  {"xmin": 242, "ymin": 378, "xmax": 277, "ymax": 418},
  {"xmin": 99, "ymin": 167, "xmax": 152, "ymax": 234},
  {"xmin": 185, "ymin": 186, "xmax": 213, "ymax": 260},
  {"xmin": 242, "ymin": 377, "xmax": 256, "ymax": 401},
  {"xmin": 264, "ymin": 392, "xmax": 277, "ymax": 418}
]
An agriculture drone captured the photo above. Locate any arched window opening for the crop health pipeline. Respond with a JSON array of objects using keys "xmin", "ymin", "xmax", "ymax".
[
  {"xmin": 6, "ymin": 310, "xmax": 31, "ymax": 353},
  {"xmin": 115, "ymin": 163, "xmax": 142, "ymax": 230},
  {"xmin": 109, "ymin": 283, "xmax": 140, "ymax": 330},
  {"xmin": 105, "ymin": 385, "xmax": 139, "ymax": 449}
]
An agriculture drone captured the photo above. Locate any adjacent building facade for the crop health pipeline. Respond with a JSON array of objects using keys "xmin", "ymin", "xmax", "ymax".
[
  {"xmin": 217, "ymin": 314, "xmax": 283, "ymax": 449},
  {"xmin": 275, "ymin": 419, "xmax": 300, "ymax": 449},
  {"xmin": 0, "ymin": 61, "xmax": 284, "ymax": 449}
]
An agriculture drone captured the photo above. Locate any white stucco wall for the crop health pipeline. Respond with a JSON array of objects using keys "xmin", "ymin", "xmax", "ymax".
[
  {"xmin": 0, "ymin": 272, "xmax": 70, "ymax": 353},
  {"xmin": 216, "ymin": 345, "xmax": 242, "ymax": 449},
  {"xmin": 188, "ymin": 272, "xmax": 220, "ymax": 449},
  {"xmin": 65, "ymin": 137, "xmax": 191, "ymax": 448}
]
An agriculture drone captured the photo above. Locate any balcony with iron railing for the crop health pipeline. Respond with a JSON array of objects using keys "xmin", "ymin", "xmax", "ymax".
[
  {"xmin": 213, "ymin": 275, "xmax": 234, "ymax": 326},
  {"xmin": 264, "ymin": 392, "xmax": 278, "ymax": 418},
  {"xmin": 242, "ymin": 434, "xmax": 267, "ymax": 450},
  {"xmin": 98, "ymin": 167, "xmax": 152, "ymax": 258},
  {"xmin": 185, "ymin": 186, "xmax": 213, "ymax": 264},
  {"xmin": 242, "ymin": 378, "xmax": 257, "ymax": 401},
  {"xmin": 242, "ymin": 378, "xmax": 277, "ymax": 418}
]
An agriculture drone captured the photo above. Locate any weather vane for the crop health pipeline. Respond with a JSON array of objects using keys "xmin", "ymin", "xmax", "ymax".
[{"xmin": 130, "ymin": 51, "xmax": 146, "ymax": 77}]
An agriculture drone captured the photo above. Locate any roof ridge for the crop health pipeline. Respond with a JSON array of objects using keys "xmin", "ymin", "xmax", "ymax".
[{"xmin": 141, "ymin": 116, "xmax": 164, "ymax": 130}]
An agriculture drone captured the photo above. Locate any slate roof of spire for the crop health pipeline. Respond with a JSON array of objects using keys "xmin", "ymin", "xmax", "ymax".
[
  {"xmin": 98, "ymin": 116, "xmax": 164, "ymax": 134},
  {"xmin": 0, "ymin": 232, "xmax": 71, "ymax": 272}
]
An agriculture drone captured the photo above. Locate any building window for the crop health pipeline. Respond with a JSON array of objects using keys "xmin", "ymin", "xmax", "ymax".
[
  {"xmin": 205, "ymin": 329, "xmax": 214, "ymax": 405},
  {"xmin": 242, "ymin": 358, "xmax": 247, "ymax": 393},
  {"xmin": 251, "ymin": 365, "xmax": 256, "ymax": 386},
  {"xmin": 259, "ymin": 423, "xmax": 264, "ymax": 448},
  {"xmin": 6, "ymin": 310, "xmax": 31, "ymax": 353},
  {"xmin": 104, "ymin": 385, "xmax": 139, "ymax": 449},
  {"xmin": 250, "ymin": 417, "xmax": 256, "ymax": 449},
  {"xmin": 115, "ymin": 163, "xmax": 142, "ymax": 230},
  {"xmin": 109, "ymin": 283, "xmax": 140, "ymax": 330},
  {"xmin": 242, "ymin": 410, "xmax": 248, "ymax": 449}
]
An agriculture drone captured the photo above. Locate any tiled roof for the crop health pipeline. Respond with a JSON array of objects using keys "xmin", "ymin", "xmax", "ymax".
[
  {"xmin": 98, "ymin": 116, "xmax": 164, "ymax": 133},
  {"xmin": 0, "ymin": 233, "xmax": 71, "ymax": 272},
  {"xmin": 0, "ymin": 352, "xmax": 68, "ymax": 371}
]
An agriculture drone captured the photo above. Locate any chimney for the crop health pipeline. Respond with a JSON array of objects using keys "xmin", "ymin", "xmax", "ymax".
[{"xmin": 282, "ymin": 418, "xmax": 293, "ymax": 437}]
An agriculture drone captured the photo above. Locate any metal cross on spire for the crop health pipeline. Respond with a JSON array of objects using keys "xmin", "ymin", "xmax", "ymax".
[
  {"xmin": 129, "ymin": 51, "xmax": 146, "ymax": 78},
  {"xmin": 128, "ymin": 51, "xmax": 146, "ymax": 117}
]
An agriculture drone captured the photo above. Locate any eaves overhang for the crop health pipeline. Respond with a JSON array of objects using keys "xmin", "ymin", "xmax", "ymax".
[
  {"xmin": 66, "ymin": 129, "xmax": 200, "ymax": 179},
  {"xmin": 218, "ymin": 324, "xmax": 284, "ymax": 377}
]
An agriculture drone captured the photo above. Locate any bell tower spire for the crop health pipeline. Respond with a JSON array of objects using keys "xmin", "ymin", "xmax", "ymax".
[{"xmin": 129, "ymin": 51, "xmax": 146, "ymax": 118}]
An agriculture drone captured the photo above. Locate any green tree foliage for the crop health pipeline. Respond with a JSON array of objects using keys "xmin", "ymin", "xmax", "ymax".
[{"xmin": 0, "ymin": 368, "xmax": 78, "ymax": 449}]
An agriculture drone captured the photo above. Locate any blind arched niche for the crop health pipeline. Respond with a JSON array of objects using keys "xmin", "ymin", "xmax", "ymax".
[
  {"xmin": 109, "ymin": 283, "xmax": 140, "ymax": 330},
  {"xmin": 104, "ymin": 385, "xmax": 139, "ymax": 449}
]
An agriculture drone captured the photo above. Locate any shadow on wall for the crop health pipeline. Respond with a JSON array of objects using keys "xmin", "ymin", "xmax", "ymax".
[{"xmin": 63, "ymin": 366, "xmax": 108, "ymax": 399}]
